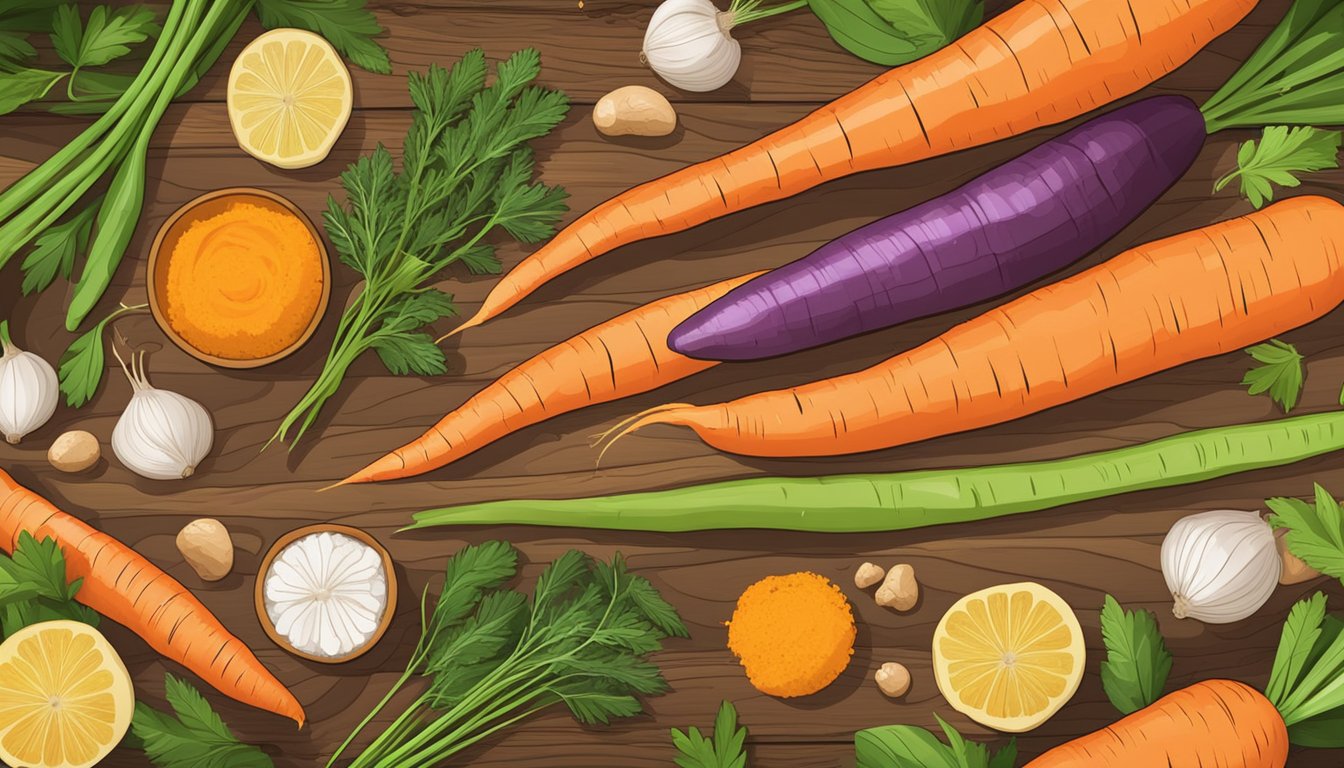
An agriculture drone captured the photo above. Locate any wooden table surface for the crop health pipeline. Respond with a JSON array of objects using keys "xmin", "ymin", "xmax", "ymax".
[{"xmin": 3, "ymin": 0, "xmax": 1344, "ymax": 765}]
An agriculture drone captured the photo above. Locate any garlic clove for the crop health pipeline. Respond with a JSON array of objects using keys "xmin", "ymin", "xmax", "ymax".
[
  {"xmin": 0, "ymin": 323, "xmax": 58, "ymax": 445},
  {"xmin": 1162, "ymin": 509, "xmax": 1281, "ymax": 624}
]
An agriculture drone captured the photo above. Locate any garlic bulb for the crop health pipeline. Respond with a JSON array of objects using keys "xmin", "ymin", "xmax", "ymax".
[
  {"xmin": 264, "ymin": 532, "xmax": 389, "ymax": 658},
  {"xmin": 111, "ymin": 349, "xmax": 213, "ymax": 480},
  {"xmin": 642, "ymin": 0, "xmax": 742, "ymax": 92},
  {"xmin": 0, "ymin": 321, "xmax": 58, "ymax": 444},
  {"xmin": 1162, "ymin": 509, "xmax": 1281, "ymax": 624}
]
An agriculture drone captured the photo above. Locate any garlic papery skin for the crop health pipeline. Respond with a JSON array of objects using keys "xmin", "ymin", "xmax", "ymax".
[
  {"xmin": 264, "ymin": 532, "xmax": 389, "ymax": 659},
  {"xmin": 642, "ymin": 0, "xmax": 742, "ymax": 92},
  {"xmin": 111, "ymin": 350, "xmax": 213, "ymax": 480},
  {"xmin": 0, "ymin": 321, "xmax": 58, "ymax": 445},
  {"xmin": 1162, "ymin": 509, "xmax": 1281, "ymax": 624}
]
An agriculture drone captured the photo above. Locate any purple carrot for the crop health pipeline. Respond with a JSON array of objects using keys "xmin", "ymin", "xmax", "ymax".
[{"xmin": 668, "ymin": 95, "xmax": 1207, "ymax": 361}]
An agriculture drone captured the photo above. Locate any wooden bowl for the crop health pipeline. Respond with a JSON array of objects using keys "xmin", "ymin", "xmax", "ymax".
[
  {"xmin": 255, "ymin": 524, "xmax": 397, "ymax": 665},
  {"xmin": 147, "ymin": 187, "xmax": 331, "ymax": 369}
]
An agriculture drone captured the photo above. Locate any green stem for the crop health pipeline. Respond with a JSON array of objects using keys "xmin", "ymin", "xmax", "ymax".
[
  {"xmin": 729, "ymin": 0, "xmax": 807, "ymax": 25},
  {"xmin": 0, "ymin": 0, "xmax": 187, "ymax": 224}
]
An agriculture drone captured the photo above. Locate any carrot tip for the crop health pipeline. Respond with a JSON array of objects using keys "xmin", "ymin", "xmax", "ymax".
[
  {"xmin": 595, "ymin": 403, "xmax": 694, "ymax": 465},
  {"xmin": 440, "ymin": 311, "xmax": 486, "ymax": 341}
]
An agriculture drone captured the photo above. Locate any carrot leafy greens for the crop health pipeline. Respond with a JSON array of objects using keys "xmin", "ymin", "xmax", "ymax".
[
  {"xmin": 329, "ymin": 541, "xmax": 686, "ymax": 767},
  {"xmin": 271, "ymin": 49, "xmax": 569, "ymax": 446}
]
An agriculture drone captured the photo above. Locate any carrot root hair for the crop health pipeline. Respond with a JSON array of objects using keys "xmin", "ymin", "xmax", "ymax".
[{"xmin": 595, "ymin": 403, "xmax": 694, "ymax": 466}]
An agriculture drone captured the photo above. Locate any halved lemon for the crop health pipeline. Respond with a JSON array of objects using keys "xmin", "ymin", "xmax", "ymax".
[
  {"xmin": 0, "ymin": 620, "xmax": 135, "ymax": 768},
  {"xmin": 932, "ymin": 582, "xmax": 1085, "ymax": 733},
  {"xmin": 227, "ymin": 28, "xmax": 353, "ymax": 169}
]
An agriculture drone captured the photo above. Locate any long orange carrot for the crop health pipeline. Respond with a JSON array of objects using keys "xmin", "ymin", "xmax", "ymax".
[
  {"xmin": 1026, "ymin": 679, "xmax": 1288, "ymax": 766},
  {"xmin": 604, "ymin": 196, "xmax": 1344, "ymax": 458},
  {"xmin": 0, "ymin": 469, "xmax": 305, "ymax": 726},
  {"xmin": 451, "ymin": 0, "xmax": 1258, "ymax": 334},
  {"xmin": 340, "ymin": 272, "xmax": 763, "ymax": 484}
]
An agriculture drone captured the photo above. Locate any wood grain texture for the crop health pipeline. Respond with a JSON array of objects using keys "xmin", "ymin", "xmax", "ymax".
[{"xmin": 3, "ymin": 0, "xmax": 1344, "ymax": 764}]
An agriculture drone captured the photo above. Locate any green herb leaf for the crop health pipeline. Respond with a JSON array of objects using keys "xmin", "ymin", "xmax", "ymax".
[
  {"xmin": 58, "ymin": 302, "xmax": 145, "ymax": 408},
  {"xmin": 1099, "ymin": 595, "xmax": 1172, "ymax": 714},
  {"xmin": 0, "ymin": 30, "xmax": 36, "ymax": 64},
  {"xmin": 1267, "ymin": 484, "xmax": 1344, "ymax": 581},
  {"xmin": 273, "ymin": 51, "xmax": 569, "ymax": 445},
  {"xmin": 0, "ymin": 67, "xmax": 63, "ymax": 115},
  {"xmin": 0, "ymin": 532, "xmax": 99, "ymax": 637},
  {"xmin": 50, "ymin": 5, "xmax": 158, "ymax": 71},
  {"xmin": 332, "ymin": 546, "xmax": 682, "ymax": 766},
  {"xmin": 1241, "ymin": 339, "xmax": 1304, "ymax": 412},
  {"xmin": 1200, "ymin": 0, "xmax": 1344, "ymax": 132},
  {"xmin": 809, "ymin": 0, "xmax": 981, "ymax": 66},
  {"xmin": 1214, "ymin": 127, "xmax": 1342, "ymax": 208},
  {"xmin": 1267, "ymin": 592, "xmax": 1327, "ymax": 709},
  {"xmin": 671, "ymin": 700, "xmax": 748, "ymax": 768},
  {"xmin": 253, "ymin": 0, "xmax": 390, "ymax": 74},
  {"xmin": 130, "ymin": 674, "xmax": 274, "ymax": 768},
  {"xmin": 20, "ymin": 200, "xmax": 97, "ymax": 294},
  {"xmin": 855, "ymin": 716, "xmax": 1014, "ymax": 768}
]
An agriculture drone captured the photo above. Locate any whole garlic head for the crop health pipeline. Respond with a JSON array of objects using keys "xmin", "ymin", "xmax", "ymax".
[
  {"xmin": 642, "ymin": 0, "xmax": 741, "ymax": 92},
  {"xmin": 0, "ymin": 322, "xmax": 57, "ymax": 445},
  {"xmin": 111, "ymin": 350, "xmax": 213, "ymax": 480},
  {"xmin": 1162, "ymin": 509, "xmax": 1281, "ymax": 624}
]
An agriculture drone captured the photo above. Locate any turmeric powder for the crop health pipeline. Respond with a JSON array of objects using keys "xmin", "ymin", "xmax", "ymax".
[
  {"xmin": 163, "ymin": 201, "xmax": 323, "ymax": 360},
  {"xmin": 726, "ymin": 572, "xmax": 856, "ymax": 698}
]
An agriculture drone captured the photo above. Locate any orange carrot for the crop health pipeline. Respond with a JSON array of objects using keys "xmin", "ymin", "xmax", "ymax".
[
  {"xmin": 451, "ymin": 0, "xmax": 1258, "ymax": 334},
  {"xmin": 0, "ymin": 468, "xmax": 305, "ymax": 726},
  {"xmin": 604, "ymin": 196, "xmax": 1344, "ymax": 458},
  {"xmin": 340, "ymin": 272, "xmax": 763, "ymax": 484},
  {"xmin": 1026, "ymin": 679, "xmax": 1288, "ymax": 767}
]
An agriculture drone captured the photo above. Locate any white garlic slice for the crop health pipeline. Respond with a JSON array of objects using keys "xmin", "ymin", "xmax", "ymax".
[
  {"xmin": 264, "ymin": 531, "xmax": 390, "ymax": 659},
  {"xmin": 0, "ymin": 321, "xmax": 58, "ymax": 445},
  {"xmin": 110, "ymin": 348, "xmax": 212, "ymax": 480},
  {"xmin": 1162, "ymin": 509, "xmax": 1281, "ymax": 624}
]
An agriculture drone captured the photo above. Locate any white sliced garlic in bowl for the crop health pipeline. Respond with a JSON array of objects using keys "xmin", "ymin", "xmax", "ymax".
[
  {"xmin": 256, "ymin": 524, "xmax": 396, "ymax": 663},
  {"xmin": 1162, "ymin": 509, "xmax": 1281, "ymax": 624},
  {"xmin": 110, "ymin": 349, "xmax": 213, "ymax": 480},
  {"xmin": 0, "ymin": 321, "xmax": 58, "ymax": 445}
]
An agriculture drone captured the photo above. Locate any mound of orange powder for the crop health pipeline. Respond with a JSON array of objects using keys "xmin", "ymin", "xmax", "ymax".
[{"xmin": 726, "ymin": 571, "xmax": 856, "ymax": 697}]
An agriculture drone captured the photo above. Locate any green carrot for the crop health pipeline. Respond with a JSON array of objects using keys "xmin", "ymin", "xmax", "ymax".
[{"xmin": 409, "ymin": 411, "xmax": 1344, "ymax": 533}]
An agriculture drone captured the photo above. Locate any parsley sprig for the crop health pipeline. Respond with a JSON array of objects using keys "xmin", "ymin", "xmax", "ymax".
[
  {"xmin": 1099, "ymin": 595, "xmax": 1172, "ymax": 715},
  {"xmin": 672, "ymin": 700, "xmax": 749, "ymax": 768},
  {"xmin": 1267, "ymin": 484, "xmax": 1344, "ymax": 582},
  {"xmin": 0, "ymin": 531, "xmax": 99, "ymax": 636},
  {"xmin": 329, "ymin": 541, "xmax": 686, "ymax": 768},
  {"xmin": 129, "ymin": 674, "xmax": 274, "ymax": 768},
  {"xmin": 855, "ymin": 715, "xmax": 1016, "ymax": 768},
  {"xmin": 1242, "ymin": 339, "xmax": 1305, "ymax": 413},
  {"xmin": 271, "ymin": 49, "xmax": 569, "ymax": 446},
  {"xmin": 1214, "ymin": 127, "xmax": 1342, "ymax": 209}
]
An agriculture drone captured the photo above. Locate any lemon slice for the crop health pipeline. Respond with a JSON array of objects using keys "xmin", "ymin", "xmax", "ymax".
[
  {"xmin": 932, "ymin": 582, "xmax": 1084, "ymax": 733},
  {"xmin": 0, "ymin": 620, "xmax": 135, "ymax": 768},
  {"xmin": 227, "ymin": 28, "xmax": 353, "ymax": 169}
]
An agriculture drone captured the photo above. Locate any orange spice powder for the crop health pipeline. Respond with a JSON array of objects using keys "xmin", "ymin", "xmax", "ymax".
[
  {"xmin": 164, "ymin": 201, "xmax": 323, "ymax": 360},
  {"xmin": 726, "ymin": 571, "xmax": 856, "ymax": 698}
]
